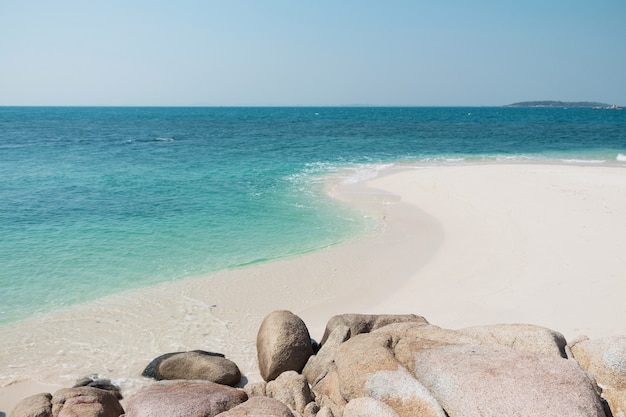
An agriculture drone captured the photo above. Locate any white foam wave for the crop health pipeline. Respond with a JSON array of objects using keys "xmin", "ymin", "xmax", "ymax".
[
  {"xmin": 617, "ymin": 153, "xmax": 626, "ymax": 162},
  {"xmin": 561, "ymin": 158, "xmax": 606, "ymax": 164},
  {"xmin": 341, "ymin": 163, "xmax": 394, "ymax": 184},
  {"xmin": 155, "ymin": 137, "xmax": 174, "ymax": 141},
  {"xmin": 493, "ymin": 154, "xmax": 536, "ymax": 161}
]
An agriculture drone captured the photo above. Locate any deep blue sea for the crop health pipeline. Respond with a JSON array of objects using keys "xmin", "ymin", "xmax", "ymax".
[{"xmin": 1, "ymin": 106, "xmax": 625, "ymax": 325}]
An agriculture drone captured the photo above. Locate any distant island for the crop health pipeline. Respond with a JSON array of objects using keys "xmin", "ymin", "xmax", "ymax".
[{"xmin": 505, "ymin": 101, "xmax": 622, "ymax": 109}]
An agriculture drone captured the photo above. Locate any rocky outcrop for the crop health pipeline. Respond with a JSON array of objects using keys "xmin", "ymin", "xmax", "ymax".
[
  {"xmin": 11, "ymin": 311, "xmax": 626, "ymax": 417},
  {"xmin": 142, "ymin": 350, "xmax": 241, "ymax": 386},
  {"xmin": 257, "ymin": 310, "xmax": 314, "ymax": 382},
  {"xmin": 124, "ymin": 380, "xmax": 247, "ymax": 417},
  {"xmin": 9, "ymin": 393, "xmax": 52, "ymax": 417}
]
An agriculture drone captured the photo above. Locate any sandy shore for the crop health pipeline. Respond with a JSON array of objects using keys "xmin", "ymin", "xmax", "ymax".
[{"xmin": 2, "ymin": 163, "xmax": 625, "ymax": 412}]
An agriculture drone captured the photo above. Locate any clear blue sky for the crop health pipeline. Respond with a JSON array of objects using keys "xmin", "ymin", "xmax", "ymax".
[{"xmin": 1, "ymin": 1, "xmax": 624, "ymax": 106}]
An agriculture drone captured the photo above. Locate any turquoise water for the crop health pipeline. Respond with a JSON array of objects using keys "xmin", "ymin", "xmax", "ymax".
[{"xmin": 1, "ymin": 107, "xmax": 625, "ymax": 325}]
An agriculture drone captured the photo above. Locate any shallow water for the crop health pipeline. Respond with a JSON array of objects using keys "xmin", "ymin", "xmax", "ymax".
[{"xmin": 1, "ymin": 106, "xmax": 625, "ymax": 324}]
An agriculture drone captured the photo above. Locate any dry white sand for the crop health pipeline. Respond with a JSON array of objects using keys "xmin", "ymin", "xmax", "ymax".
[{"xmin": 1, "ymin": 163, "xmax": 625, "ymax": 412}]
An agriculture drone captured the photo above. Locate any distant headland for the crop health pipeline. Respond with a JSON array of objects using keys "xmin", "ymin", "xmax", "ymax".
[{"xmin": 505, "ymin": 101, "xmax": 622, "ymax": 109}]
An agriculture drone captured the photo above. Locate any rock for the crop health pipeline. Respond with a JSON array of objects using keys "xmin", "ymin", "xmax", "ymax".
[
  {"xmin": 411, "ymin": 344, "xmax": 606, "ymax": 417},
  {"xmin": 373, "ymin": 322, "xmax": 479, "ymax": 374},
  {"xmin": 334, "ymin": 332, "xmax": 446, "ymax": 417},
  {"xmin": 124, "ymin": 380, "xmax": 247, "ymax": 417},
  {"xmin": 9, "ymin": 393, "xmax": 52, "ymax": 417},
  {"xmin": 570, "ymin": 335, "xmax": 626, "ymax": 391},
  {"xmin": 602, "ymin": 388, "xmax": 626, "ymax": 417},
  {"xmin": 266, "ymin": 371, "xmax": 315, "ymax": 416},
  {"xmin": 319, "ymin": 314, "xmax": 428, "ymax": 345},
  {"xmin": 303, "ymin": 402, "xmax": 320, "ymax": 417},
  {"xmin": 458, "ymin": 323, "xmax": 568, "ymax": 357},
  {"xmin": 257, "ymin": 310, "xmax": 313, "ymax": 381},
  {"xmin": 311, "ymin": 367, "xmax": 345, "ymax": 409},
  {"xmin": 343, "ymin": 397, "xmax": 400, "ymax": 417},
  {"xmin": 142, "ymin": 350, "xmax": 241, "ymax": 386},
  {"xmin": 216, "ymin": 396, "xmax": 295, "ymax": 417},
  {"xmin": 51, "ymin": 387, "xmax": 124, "ymax": 417},
  {"xmin": 244, "ymin": 382, "xmax": 267, "ymax": 397},
  {"xmin": 315, "ymin": 406, "xmax": 336, "ymax": 417},
  {"xmin": 303, "ymin": 325, "xmax": 351, "ymax": 385},
  {"xmin": 73, "ymin": 374, "xmax": 122, "ymax": 399}
]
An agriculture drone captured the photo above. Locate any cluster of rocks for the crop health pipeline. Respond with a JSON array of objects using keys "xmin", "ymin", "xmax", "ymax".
[{"xmin": 10, "ymin": 311, "xmax": 626, "ymax": 417}]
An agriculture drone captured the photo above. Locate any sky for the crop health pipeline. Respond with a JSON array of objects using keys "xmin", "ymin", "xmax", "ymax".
[{"xmin": 1, "ymin": 1, "xmax": 625, "ymax": 106}]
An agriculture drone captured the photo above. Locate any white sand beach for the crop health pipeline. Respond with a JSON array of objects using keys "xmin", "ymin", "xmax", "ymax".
[{"xmin": 2, "ymin": 163, "xmax": 626, "ymax": 412}]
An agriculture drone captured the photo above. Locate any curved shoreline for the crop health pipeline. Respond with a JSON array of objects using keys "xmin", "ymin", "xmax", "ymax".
[{"xmin": 2, "ymin": 162, "xmax": 626, "ymax": 412}]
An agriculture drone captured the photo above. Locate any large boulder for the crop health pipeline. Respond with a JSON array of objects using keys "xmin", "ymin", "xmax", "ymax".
[
  {"xmin": 319, "ymin": 314, "xmax": 427, "ymax": 345},
  {"xmin": 334, "ymin": 332, "xmax": 446, "ymax": 417},
  {"xmin": 9, "ymin": 393, "xmax": 52, "ymax": 417},
  {"xmin": 215, "ymin": 396, "xmax": 295, "ymax": 417},
  {"xmin": 570, "ymin": 335, "xmax": 626, "ymax": 390},
  {"xmin": 124, "ymin": 380, "xmax": 247, "ymax": 417},
  {"xmin": 411, "ymin": 344, "xmax": 606, "ymax": 417},
  {"xmin": 343, "ymin": 397, "xmax": 400, "ymax": 417},
  {"xmin": 457, "ymin": 323, "xmax": 568, "ymax": 357},
  {"xmin": 265, "ymin": 371, "xmax": 315, "ymax": 416},
  {"xmin": 50, "ymin": 387, "xmax": 124, "ymax": 417},
  {"xmin": 142, "ymin": 350, "xmax": 241, "ymax": 386},
  {"xmin": 257, "ymin": 310, "xmax": 313, "ymax": 381},
  {"xmin": 373, "ymin": 322, "xmax": 479, "ymax": 373}
]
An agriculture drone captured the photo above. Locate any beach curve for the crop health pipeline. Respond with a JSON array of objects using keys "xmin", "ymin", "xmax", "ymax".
[{"xmin": 2, "ymin": 162, "xmax": 626, "ymax": 412}]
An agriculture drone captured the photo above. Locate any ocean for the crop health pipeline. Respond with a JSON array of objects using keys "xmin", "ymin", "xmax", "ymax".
[{"xmin": 1, "ymin": 106, "xmax": 625, "ymax": 325}]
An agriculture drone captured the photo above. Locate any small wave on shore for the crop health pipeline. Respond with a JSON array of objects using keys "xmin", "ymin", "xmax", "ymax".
[{"xmin": 617, "ymin": 153, "xmax": 626, "ymax": 162}]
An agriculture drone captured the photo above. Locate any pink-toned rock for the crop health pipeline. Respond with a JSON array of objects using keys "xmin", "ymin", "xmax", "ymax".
[
  {"xmin": 257, "ymin": 310, "xmax": 313, "ymax": 381},
  {"xmin": 9, "ymin": 393, "xmax": 52, "ymax": 417},
  {"xmin": 124, "ymin": 380, "xmax": 247, "ymax": 417},
  {"xmin": 320, "ymin": 314, "xmax": 428, "ymax": 345},
  {"xmin": 51, "ymin": 387, "xmax": 123, "ymax": 417},
  {"xmin": 412, "ymin": 344, "xmax": 605, "ymax": 417},
  {"xmin": 215, "ymin": 396, "xmax": 294, "ymax": 417},
  {"xmin": 458, "ymin": 323, "xmax": 567, "ymax": 357}
]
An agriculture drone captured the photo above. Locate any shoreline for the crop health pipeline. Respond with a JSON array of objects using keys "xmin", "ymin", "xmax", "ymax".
[{"xmin": 2, "ymin": 162, "xmax": 626, "ymax": 412}]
